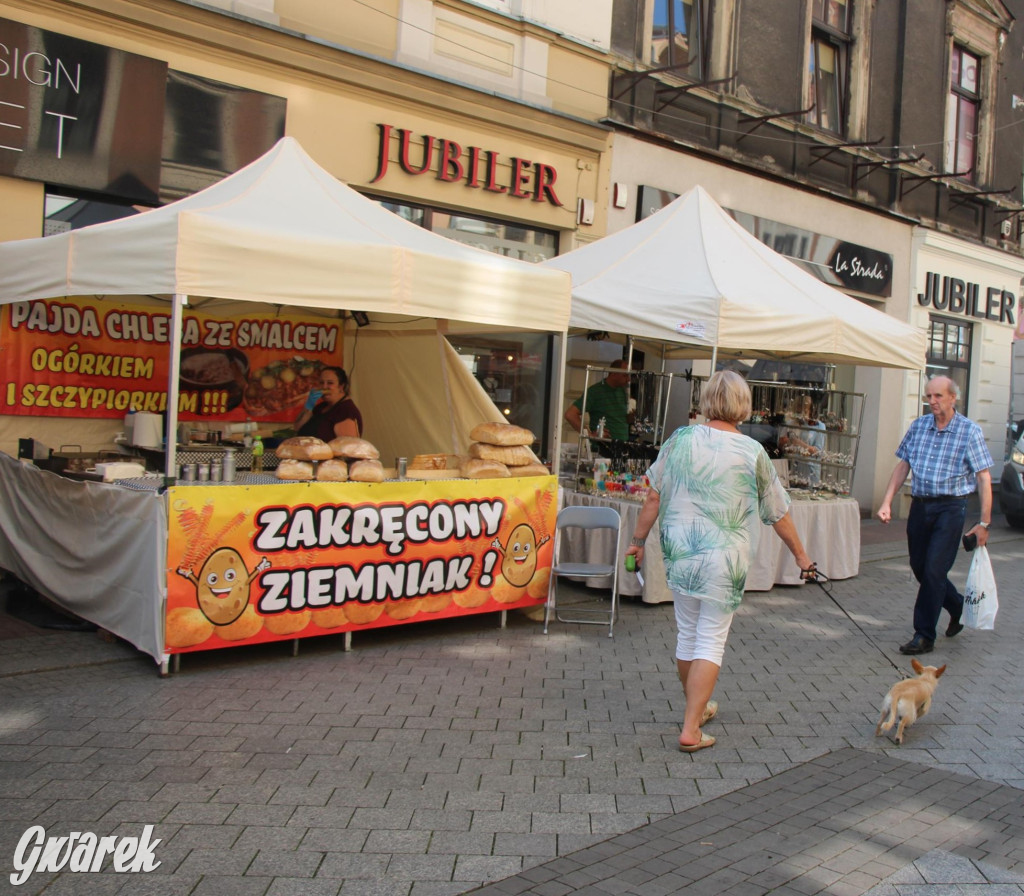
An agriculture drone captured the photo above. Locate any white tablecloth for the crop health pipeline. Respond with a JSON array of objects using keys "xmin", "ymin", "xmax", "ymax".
[{"xmin": 560, "ymin": 490, "xmax": 860, "ymax": 603}]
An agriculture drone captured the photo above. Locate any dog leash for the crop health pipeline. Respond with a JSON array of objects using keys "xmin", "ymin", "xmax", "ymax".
[{"xmin": 800, "ymin": 565, "xmax": 907, "ymax": 677}]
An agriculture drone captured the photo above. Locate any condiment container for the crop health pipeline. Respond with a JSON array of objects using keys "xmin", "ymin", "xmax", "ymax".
[
  {"xmin": 222, "ymin": 448, "xmax": 236, "ymax": 482},
  {"xmin": 197, "ymin": 463, "xmax": 210, "ymax": 482}
]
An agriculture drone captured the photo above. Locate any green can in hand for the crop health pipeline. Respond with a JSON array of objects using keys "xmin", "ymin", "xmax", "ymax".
[{"xmin": 625, "ymin": 554, "xmax": 636, "ymax": 572}]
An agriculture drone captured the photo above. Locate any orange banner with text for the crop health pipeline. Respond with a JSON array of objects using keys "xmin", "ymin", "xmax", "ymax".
[
  {"xmin": 164, "ymin": 477, "xmax": 557, "ymax": 654},
  {"xmin": 0, "ymin": 298, "xmax": 341, "ymax": 422}
]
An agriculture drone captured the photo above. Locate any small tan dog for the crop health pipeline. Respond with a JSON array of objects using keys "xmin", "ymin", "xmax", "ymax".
[{"xmin": 875, "ymin": 659, "xmax": 947, "ymax": 744}]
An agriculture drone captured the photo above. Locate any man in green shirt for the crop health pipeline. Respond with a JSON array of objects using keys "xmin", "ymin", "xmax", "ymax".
[{"xmin": 564, "ymin": 359, "xmax": 633, "ymax": 441}]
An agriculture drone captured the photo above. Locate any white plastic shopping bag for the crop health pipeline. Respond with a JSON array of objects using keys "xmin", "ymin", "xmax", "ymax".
[{"xmin": 963, "ymin": 546, "xmax": 998, "ymax": 630}]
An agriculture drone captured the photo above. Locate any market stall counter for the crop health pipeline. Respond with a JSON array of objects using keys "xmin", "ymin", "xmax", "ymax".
[
  {"xmin": 0, "ymin": 449, "xmax": 560, "ymax": 672},
  {"xmin": 560, "ymin": 486, "xmax": 860, "ymax": 602}
]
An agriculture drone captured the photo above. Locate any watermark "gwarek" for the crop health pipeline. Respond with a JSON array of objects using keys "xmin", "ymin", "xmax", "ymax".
[{"xmin": 10, "ymin": 824, "xmax": 161, "ymax": 886}]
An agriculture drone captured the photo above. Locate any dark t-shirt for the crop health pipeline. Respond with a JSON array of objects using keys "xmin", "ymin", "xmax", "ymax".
[{"xmin": 298, "ymin": 397, "xmax": 363, "ymax": 441}]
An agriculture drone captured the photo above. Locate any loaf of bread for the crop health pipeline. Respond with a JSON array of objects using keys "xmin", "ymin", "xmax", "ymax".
[
  {"xmin": 410, "ymin": 453, "xmax": 460, "ymax": 470},
  {"xmin": 328, "ymin": 436, "xmax": 379, "ymax": 459},
  {"xmin": 462, "ymin": 458, "xmax": 511, "ymax": 479},
  {"xmin": 349, "ymin": 459, "xmax": 385, "ymax": 482},
  {"xmin": 316, "ymin": 458, "xmax": 349, "ymax": 481},
  {"xmin": 469, "ymin": 422, "xmax": 535, "ymax": 446},
  {"xmin": 468, "ymin": 442, "xmax": 537, "ymax": 465},
  {"xmin": 276, "ymin": 436, "xmax": 333, "ymax": 460},
  {"xmin": 507, "ymin": 462, "xmax": 550, "ymax": 477},
  {"xmin": 276, "ymin": 459, "xmax": 314, "ymax": 480}
]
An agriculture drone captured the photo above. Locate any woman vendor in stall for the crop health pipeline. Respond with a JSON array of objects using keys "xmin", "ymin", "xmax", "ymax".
[{"xmin": 294, "ymin": 366, "xmax": 363, "ymax": 440}]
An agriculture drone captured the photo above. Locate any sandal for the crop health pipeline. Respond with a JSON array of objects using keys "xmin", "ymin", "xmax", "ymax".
[
  {"xmin": 678, "ymin": 731, "xmax": 716, "ymax": 753},
  {"xmin": 699, "ymin": 700, "xmax": 718, "ymax": 726}
]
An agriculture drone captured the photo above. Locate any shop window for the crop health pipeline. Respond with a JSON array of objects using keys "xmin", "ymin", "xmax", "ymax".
[
  {"xmin": 925, "ymin": 315, "xmax": 972, "ymax": 413},
  {"xmin": 945, "ymin": 45, "xmax": 980, "ymax": 181},
  {"xmin": 372, "ymin": 198, "xmax": 557, "ymax": 263},
  {"xmin": 806, "ymin": 0, "xmax": 850, "ymax": 134}
]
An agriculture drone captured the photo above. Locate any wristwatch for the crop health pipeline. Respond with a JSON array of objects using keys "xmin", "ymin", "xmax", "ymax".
[
  {"xmin": 629, "ymin": 536, "xmax": 646, "ymax": 547},
  {"xmin": 978, "ymin": 521, "xmax": 990, "ymax": 529}
]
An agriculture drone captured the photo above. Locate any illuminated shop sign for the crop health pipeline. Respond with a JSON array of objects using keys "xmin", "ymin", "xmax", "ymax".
[
  {"xmin": 917, "ymin": 271, "xmax": 1016, "ymax": 324},
  {"xmin": 371, "ymin": 123, "xmax": 564, "ymax": 206},
  {"xmin": 0, "ymin": 17, "xmax": 167, "ymax": 203}
]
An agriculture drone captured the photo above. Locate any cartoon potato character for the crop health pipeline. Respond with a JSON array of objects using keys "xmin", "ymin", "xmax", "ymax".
[
  {"xmin": 491, "ymin": 523, "xmax": 549, "ymax": 588},
  {"xmin": 177, "ymin": 549, "xmax": 270, "ymax": 625}
]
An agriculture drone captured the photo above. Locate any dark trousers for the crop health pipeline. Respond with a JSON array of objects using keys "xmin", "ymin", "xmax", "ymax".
[{"xmin": 906, "ymin": 497, "xmax": 967, "ymax": 641}]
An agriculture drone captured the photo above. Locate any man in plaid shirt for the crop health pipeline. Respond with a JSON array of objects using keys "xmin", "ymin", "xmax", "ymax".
[{"xmin": 876, "ymin": 376, "xmax": 993, "ymax": 655}]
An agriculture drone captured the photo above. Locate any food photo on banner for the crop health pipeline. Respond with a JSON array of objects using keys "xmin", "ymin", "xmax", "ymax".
[
  {"xmin": 165, "ymin": 476, "xmax": 557, "ymax": 654},
  {"xmin": 0, "ymin": 297, "xmax": 342, "ymax": 423}
]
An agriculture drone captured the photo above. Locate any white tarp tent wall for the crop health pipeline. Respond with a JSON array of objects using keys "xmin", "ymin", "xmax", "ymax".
[{"xmin": 543, "ymin": 185, "xmax": 926, "ymax": 370}]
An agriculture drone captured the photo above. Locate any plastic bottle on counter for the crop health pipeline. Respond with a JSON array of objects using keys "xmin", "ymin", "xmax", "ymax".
[{"xmin": 252, "ymin": 436, "xmax": 264, "ymax": 473}]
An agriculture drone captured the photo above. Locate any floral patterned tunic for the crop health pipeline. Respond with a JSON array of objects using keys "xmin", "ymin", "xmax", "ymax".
[{"xmin": 646, "ymin": 425, "xmax": 790, "ymax": 610}]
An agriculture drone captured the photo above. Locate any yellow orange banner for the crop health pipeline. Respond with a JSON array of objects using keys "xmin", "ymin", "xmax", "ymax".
[
  {"xmin": 0, "ymin": 297, "xmax": 342, "ymax": 422},
  {"xmin": 165, "ymin": 477, "xmax": 557, "ymax": 653}
]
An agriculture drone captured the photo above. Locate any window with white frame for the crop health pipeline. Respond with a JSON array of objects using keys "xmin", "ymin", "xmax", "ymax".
[
  {"xmin": 805, "ymin": 0, "xmax": 851, "ymax": 134},
  {"xmin": 945, "ymin": 45, "xmax": 980, "ymax": 181}
]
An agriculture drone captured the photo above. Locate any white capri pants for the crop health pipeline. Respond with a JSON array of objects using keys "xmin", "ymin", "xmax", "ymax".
[{"xmin": 673, "ymin": 590, "xmax": 735, "ymax": 665}]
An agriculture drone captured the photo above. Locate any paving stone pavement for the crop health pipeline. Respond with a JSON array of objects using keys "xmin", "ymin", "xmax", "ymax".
[{"xmin": 0, "ymin": 519, "xmax": 1022, "ymax": 895}]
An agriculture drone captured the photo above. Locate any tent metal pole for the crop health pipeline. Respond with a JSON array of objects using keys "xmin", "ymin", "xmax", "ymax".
[
  {"xmin": 552, "ymin": 331, "xmax": 568, "ymax": 472},
  {"xmin": 165, "ymin": 294, "xmax": 186, "ymax": 484},
  {"xmin": 710, "ymin": 345, "xmax": 718, "ymax": 371}
]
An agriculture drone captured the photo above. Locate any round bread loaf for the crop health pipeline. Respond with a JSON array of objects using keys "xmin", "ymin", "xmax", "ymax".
[
  {"xmin": 349, "ymin": 459, "xmax": 385, "ymax": 482},
  {"xmin": 469, "ymin": 422, "xmax": 535, "ymax": 446},
  {"xmin": 276, "ymin": 436, "xmax": 333, "ymax": 460},
  {"xmin": 468, "ymin": 442, "xmax": 537, "ymax": 465},
  {"xmin": 328, "ymin": 436, "xmax": 379, "ymax": 459},
  {"xmin": 276, "ymin": 459, "xmax": 314, "ymax": 480},
  {"xmin": 508, "ymin": 462, "xmax": 550, "ymax": 477},
  {"xmin": 461, "ymin": 458, "xmax": 511, "ymax": 479},
  {"xmin": 316, "ymin": 458, "xmax": 349, "ymax": 481}
]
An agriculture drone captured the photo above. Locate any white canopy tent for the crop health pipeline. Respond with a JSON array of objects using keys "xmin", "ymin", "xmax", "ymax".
[
  {"xmin": 0, "ymin": 136, "xmax": 573, "ymax": 464},
  {"xmin": 543, "ymin": 185, "xmax": 926, "ymax": 370},
  {"xmin": 0, "ymin": 137, "xmax": 572, "ymax": 665}
]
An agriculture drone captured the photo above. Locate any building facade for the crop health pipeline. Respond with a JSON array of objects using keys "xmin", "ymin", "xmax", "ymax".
[{"xmin": 601, "ymin": 0, "xmax": 1024, "ymax": 511}]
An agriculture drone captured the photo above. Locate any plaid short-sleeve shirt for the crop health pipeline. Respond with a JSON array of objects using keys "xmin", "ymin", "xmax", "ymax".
[{"xmin": 895, "ymin": 411, "xmax": 993, "ymax": 497}]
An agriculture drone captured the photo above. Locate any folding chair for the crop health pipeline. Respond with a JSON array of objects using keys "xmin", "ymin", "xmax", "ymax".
[{"xmin": 543, "ymin": 504, "xmax": 621, "ymax": 638}]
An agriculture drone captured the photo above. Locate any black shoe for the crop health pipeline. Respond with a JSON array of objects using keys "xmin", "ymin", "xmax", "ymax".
[
  {"xmin": 899, "ymin": 635, "xmax": 934, "ymax": 655},
  {"xmin": 946, "ymin": 619, "xmax": 964, "ymax": 638}
]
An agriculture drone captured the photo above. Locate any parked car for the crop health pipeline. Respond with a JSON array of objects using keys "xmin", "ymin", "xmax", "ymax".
[{"xmin": 999, "ymin": 421, "xmax": 1024, "ymax": 529}]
